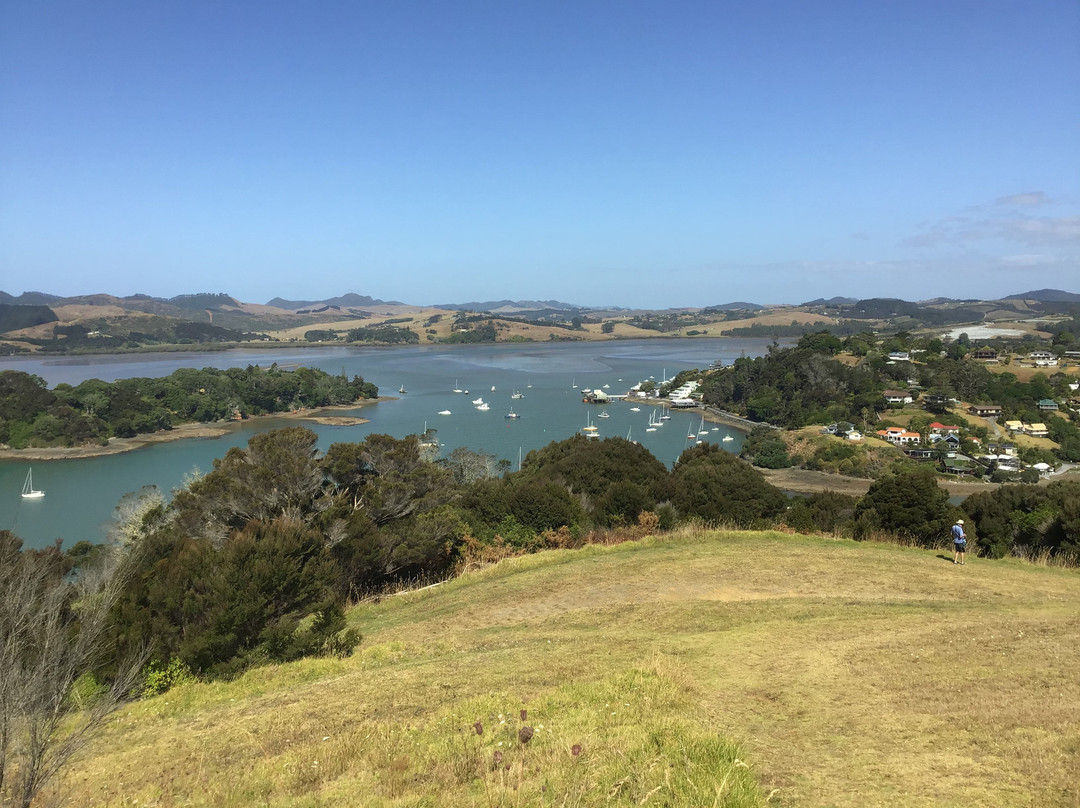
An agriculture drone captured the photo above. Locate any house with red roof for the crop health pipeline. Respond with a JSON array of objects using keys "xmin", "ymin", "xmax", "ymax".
[
  {"xmin": 875, "ymin": 427, "xmax": 921, "ymax": 445},
  {"xmin": 929, "ymin": 422, "xmax": 960, "ymax": 435}
]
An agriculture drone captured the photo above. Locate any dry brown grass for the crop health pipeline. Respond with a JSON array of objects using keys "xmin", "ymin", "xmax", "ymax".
[
  {"xmin": 987, "ymin": 363, "xmax": 1080, "ymax": 382},
  {"xmin": 55, "ymin": 531, "xmax": 1080, "ymax": 807},
  {"xmin": 715, "ymin": 312, "xmax": 836, "ymax": 333}
]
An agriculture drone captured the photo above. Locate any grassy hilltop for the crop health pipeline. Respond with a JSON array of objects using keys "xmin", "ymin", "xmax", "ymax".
[{"xmin": 62, "ymin": 530, "xmax": 1079, "ymax": 807}]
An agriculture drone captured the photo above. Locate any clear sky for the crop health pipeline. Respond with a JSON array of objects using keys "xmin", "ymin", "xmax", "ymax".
[{"xmin": 2, "ymin": 1, "xmax": 1077, "ymax": 308}]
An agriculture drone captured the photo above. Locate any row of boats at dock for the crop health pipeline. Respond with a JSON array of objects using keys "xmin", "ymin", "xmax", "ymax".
[{"xmin": 433, "ymin": 378, "xmax": 735, "ymax": 446}]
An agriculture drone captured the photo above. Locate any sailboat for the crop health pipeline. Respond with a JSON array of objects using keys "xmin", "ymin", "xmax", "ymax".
[
  {"xmin": 398, "ymin": 384, "xmax": 407, "ymax": 394},
  {"xmin": 698, "ymin": 415, "xmax": 709, "ymax": 435},
  {"xmin": 582, "ymin": 411, "xmax": 599, "ymax": 437},
  {"xmin": 21, "ymin": 468, "xmax": 44, "ymax": 499},
  {"xmin": 511, "ymin": 389, "xmax": 524, "ymax": 399},
  {"xmin": 452, "ymin": 380, "xmax": 463, "ymax": 393},
  {"xmin": 505, "ymin": 406, "xmax": 520, "ymax": 419}
]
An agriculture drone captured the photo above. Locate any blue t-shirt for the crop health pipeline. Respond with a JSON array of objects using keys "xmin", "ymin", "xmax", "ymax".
[{"xmin": 952, "ymin": 524, "xmax": 966, "ymax": 543}]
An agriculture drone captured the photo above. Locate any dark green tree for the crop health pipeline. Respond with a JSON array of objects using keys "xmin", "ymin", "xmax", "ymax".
[
  {"xmin": 853, "ymin": 466, "xmax": 953, "ymax": 544},
  {"xmin": 669, "ymin": 444, "xmax": 786, "ymax": 527}
]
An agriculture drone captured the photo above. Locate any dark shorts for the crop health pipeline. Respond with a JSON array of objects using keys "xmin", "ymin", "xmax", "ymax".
[{"xmin": 954, "ymin": 541, "xmax": 966, "ymax": 552}]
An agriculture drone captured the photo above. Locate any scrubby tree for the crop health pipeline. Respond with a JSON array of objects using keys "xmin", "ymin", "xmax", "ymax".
[
  {"xmin": 1, "ymin": 532, "xmax": 145, "ymax": 808},
  {"xmin": 739, "ymin": 425, "xmax": 792, "ymax": 468},
  {"xmin": 669, "ymin": 444, "xmax": 786, "ymax": 526},
  {"xmin": 853, "ymin": 466, "xmax": 953, "ymax": 544}
]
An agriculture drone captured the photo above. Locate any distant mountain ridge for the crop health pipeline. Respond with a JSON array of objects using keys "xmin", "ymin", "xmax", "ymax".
[
  {"xmin": 1005, "ymin": 289, "xmax": 1080, "ymax": 303},
  {"xmin": 266, "ymin": 293, "xmax": 401, "ymax": 310},
  {"xmin": 704, "ymin": 301, "xmax": 764, "ymax": 311},
  {"xmin": 802, "ymin": 296, "xmax": 858, "ymax": 306},
  {"xmin": 433, "ymin": 299, "xmax": 583, "ymax": 312}
]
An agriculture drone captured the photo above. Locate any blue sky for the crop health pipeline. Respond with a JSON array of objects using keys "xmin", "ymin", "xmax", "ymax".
[{"xmin": 2, "ymin": 1, "xmax": 1077, "ymax": 308}]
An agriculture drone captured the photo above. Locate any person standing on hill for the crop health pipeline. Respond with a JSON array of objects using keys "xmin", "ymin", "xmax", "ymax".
[{"xmin": 952, "ymin": 519, "xmax": 967, "ymax": 565}]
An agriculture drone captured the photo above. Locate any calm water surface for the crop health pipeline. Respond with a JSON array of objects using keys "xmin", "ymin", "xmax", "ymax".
[{"xmin": 2, "ymin": 339, "xmax": 777, "ymax": 548}]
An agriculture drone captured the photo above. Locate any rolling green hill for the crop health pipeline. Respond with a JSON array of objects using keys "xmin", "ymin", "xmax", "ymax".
[{"xmin": 56, "ymin": 530, "xmax": 1080, "ymax": 806}]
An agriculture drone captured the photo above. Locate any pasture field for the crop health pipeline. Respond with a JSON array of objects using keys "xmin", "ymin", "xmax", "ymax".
[{"xmin": 59, "ymin": 529, "xmax": 1079, "ymax": 807}]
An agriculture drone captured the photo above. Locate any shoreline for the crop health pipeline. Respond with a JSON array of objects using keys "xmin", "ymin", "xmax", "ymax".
[{"xmin": 0, "ymin": 399, "xmax": 384, "ymax": 461}]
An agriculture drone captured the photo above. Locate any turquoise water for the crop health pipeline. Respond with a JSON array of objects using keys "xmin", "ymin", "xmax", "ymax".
[{"xmin": 1, "ymin": 339, "xmax": 777, "ymax": 548}]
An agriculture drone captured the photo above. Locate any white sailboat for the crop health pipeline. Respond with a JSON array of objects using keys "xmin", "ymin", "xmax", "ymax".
[
  {"xmin": 21, "ymin": 468, "xmax": 44, "ymax": 499},
  {"xmin": 697, "ymin": 415, "xmax": 709, "ymax": 435},
  {"xmin": 452, "ymin": 379, "xmax": 462, "ymax": 393},
  {"xmin": 582, "ymin": 411, "xmax": 599, "ymax": 437}
]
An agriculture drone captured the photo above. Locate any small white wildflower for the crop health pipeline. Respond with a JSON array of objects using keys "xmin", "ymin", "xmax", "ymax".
[{"xmin": 322, "ymin": 736, "xmax": 330, "ymax": 741}]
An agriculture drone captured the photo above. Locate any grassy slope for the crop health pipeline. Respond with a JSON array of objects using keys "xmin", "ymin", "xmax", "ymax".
[{"xmin": 60, "ymin": 530, "xmax": 1079, "ymax": 807}]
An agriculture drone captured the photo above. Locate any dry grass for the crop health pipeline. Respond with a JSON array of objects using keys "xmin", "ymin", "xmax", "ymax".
[
  {"xmin": 56, "ymin": 531, "xmax": 1080, "ymax": 807},
  {"xmin": 715, "ymin": 312, "xmax": 836, "ymax": 334},
  {"xmin": 986, "ymin": 363, "xmax": 1080, "ymax": 382}
]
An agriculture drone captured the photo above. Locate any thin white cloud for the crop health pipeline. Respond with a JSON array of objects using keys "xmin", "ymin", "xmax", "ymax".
[
  {"xmin": 902, "ymin": 193, "xmax": 1079, "ymax": 249},
  {"xmin": 995, "ymin": 191, "xmax": 1050, "ymax": 207}
]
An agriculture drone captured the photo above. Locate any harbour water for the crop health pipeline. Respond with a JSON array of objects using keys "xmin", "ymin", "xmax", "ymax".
[{"xmin": 1, "ymin": 338, "xmax": 778, "ymax": 548}]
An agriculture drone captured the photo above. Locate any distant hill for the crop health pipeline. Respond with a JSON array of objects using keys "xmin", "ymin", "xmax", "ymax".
[
  {"xmin": 802, "ymin": 297, "xmax": 858, "ymax": 306},
  {"xmin": 434, "ymin": 299, "xmax": 583, "ymax": 312},
  {"xmin": 0, "ymin": 303, "xmax": 57, "ymax": 333},
  {"xmin": 266, "ymin": 293, "xmax": 400, "ymax": 310},
  {"xmin": 704, "ymin": 301, "xmax": 764, "ymax": 311},
  {"xmin": 0, "ymin": 291, "xmax": 64, "ymax": 306},
  {"xmin": 1005, "ymin": 289, "xmax": 1080, "ymax": 303},
  {"xmin": 167, "ymin": 293, "xmax": 241, "ymax": 310}
]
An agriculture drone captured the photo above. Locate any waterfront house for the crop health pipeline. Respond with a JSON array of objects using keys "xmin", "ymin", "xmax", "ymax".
[
  {"xmin": 921, "ymin": 393, "xmax": 952, "ymax": 409},
  {"xmin": 941, "ymin": 457, "xmax": 977, "ymax": 476},
  {"xmin": 928, "ymin": 421, "xmax": 960, "ymax": 435},
  {"xmin": 971, "ymin": 349, "xmax": 998, "ymax": 361},
  {"xmin": 875, "ymin": 427, "xmax": 921, "ymax": 445},
  {"xmin": 904, "ymin": 447, "xmax": 936, "ymax": 461},
  {"xmin": 929, "ymin": 433, "xmax": 961, "ymax": 449}
]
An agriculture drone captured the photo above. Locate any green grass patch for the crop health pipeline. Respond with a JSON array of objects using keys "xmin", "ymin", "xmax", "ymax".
[{"xmin": 57, "ymin": 529, "xmax": 1080, "ymax": 807}]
